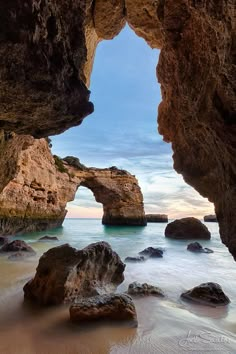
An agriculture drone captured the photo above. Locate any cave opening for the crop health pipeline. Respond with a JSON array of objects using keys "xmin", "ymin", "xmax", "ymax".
[{"xmin": 51, "ymin": 25, "xmax": 214, "ymax": 221}]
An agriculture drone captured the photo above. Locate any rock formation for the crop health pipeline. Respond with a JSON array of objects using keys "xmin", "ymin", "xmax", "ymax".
[
  {"xmin": 204, "ymin": 215, "xmax": 218, "ymax": 222},
  {"xmin": 0, "ymin": 133, "xmax": 146, "ymax": 235},
  {"xmin": 70, "ymin": 293, "xmax": 137, "ymax": 325},
  {"xmin": 128, "ymin": 282, "xmax": 164, "ymax": 297},
  {"xmin": 0, "ymin": 2, "xmax": 235, "ymax": 259},
  {"xmin": 139, "ymin": 247, "xmax": 164, "ymax": 258},
  {"xmin": 146, "ymin": 214, "xmax": 168, "ymax": 223},
  {"xmin": 181, "ymin": 282, "xmax": 230, "ymax": 307},
  {"xmin": 187, "ymin": 242, "xmax": 213, "ymax": 254},
  {"xmin": 165, "ymin": 217, "xmax": 211, "ymax": 240},
  {"xmin": 24, "ymin": 242, "xmax": 125, "ymax": 305}
]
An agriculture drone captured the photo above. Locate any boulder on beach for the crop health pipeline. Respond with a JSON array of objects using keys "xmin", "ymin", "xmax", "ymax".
[
  {"xmin": 1, "ymin": 240, "xmax": 36, "ymax": 254},
  {"xmin": 24, "ymin": 242, "xmax": 125, "ymax": 305},
  {"xmin": 38, "ymin": 236, "xmax": 59, "ymax": 241},
  {"xmin": 139, "ymin": 247, "xmax": 164, "ymax": 258},
  {"xmin": 125, "ymin": 256, "xmax": 146, "ymax": 263},
  {"xmin": 165, "ymin": 217, "xmax": 211, "ymax": 240},
  {"xmin": 181, "ymin": 282, "xmax": 230, "ymax": 307},
  {"xmin": 128, "ymin": 282, "xmax": 164, "ymax": 297},
  {"xmin": 187, "ymin": 242, "xmax": 213, "ymax": 253},
  {"xmin": 204, "ymin": 214, "xmax": 217, "ymax": 222},
  {"xmin": 146, "ymin": 214, "xmax": 168, "ymax": 223},
  {"xmin": 70, "ymin": 293, "xmax": 137, "ymax": 325}
]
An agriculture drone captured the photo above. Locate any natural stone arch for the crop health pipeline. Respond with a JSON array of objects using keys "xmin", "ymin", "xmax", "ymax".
[
  {"xmin": 0, "ymin": 136, "xmax": 146, "ymax": 235},
  {"xmin": 0, "ymin": 2, "xmax": 235, "ymax": 258}
]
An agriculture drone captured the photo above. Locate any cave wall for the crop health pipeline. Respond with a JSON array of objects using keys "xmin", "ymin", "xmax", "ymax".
[
  {"xmin": 0, "ymin": 135, "xmax": 146, "ymax": 235},
  {"xmin": 0, "ymin": 1, "xmax": 235, "ymax": 257}
]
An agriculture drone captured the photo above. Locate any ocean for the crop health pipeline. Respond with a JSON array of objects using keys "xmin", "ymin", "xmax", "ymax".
[{"xmin": 0, "ymin": 218, "xmax": 236, "ymax": 353}]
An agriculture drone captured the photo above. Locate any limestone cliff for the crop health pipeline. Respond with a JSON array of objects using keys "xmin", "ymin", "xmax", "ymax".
[
  {"xmin": 0, "ymin": 134, "xmax": 146, "ymax": 235},
  {"xmin": 0, "ymin": 2, "xmax": 235, "ymax": 258}
]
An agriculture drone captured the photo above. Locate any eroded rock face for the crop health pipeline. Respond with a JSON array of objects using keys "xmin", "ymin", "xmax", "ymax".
[
  {"xmin": 165, "ymin": 217, "xmax": 211, "ymax": 240},
  {"xmin": 70, "ymin": 293, "xmax": 137, "ymax": 324},
  {"xmin": 0, "ymin": 2, "xmax": 235, "ymax": 259},
  {"xmin": 181, "ymin": 282, "xmax": 230, "ymax": 307},
  {"xmin": 0, "ymin": 133, "xmax": 146, "ymax": 235},
  {"xmin": 24, "ymin": 242, "xmax": 125, "ymax": 305}
]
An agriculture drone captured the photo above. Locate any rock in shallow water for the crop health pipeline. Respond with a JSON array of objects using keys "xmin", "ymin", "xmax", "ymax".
[
  {"xmin": 128, "ymin": 282, "xmax": 164, "ymax": 297},
  {"xmin": 1, "ymin": 240, "xmax": 35, "ymax": 254},
  {"xmin": 139, "ymin": 247, "xmax": 164, "ymax": 258},
  {"xmin": 23, "ymin": 242, "xmax": 125, "ymax": 305},
  {"xmin": 165, "ymin": 217, "xmax": 211, "ymax": 240},
  {"xmin": 187, "ymin": 242, "xmax": 213, "ymax": 253},
  {"xmin": 38, "ymin": 236, "xmax": 59, "ymax": 241},
  {"xmin": 181, "ymin": 282, "xmax": 230, "ymax": 307},
  {"xmin": 125, "ymin": 256, "xmax": 146, "ymax": 263},
  {"xmin": 70, "ymin": 293, "xmax": 137, "ymax": 325}
]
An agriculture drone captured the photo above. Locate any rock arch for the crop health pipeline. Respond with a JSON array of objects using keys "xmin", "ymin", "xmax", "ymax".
[
  {"xmin": 0, "ymin": 135, "xmax": 146, "ymax": 236},
  {"xmin": 0, "ymin": 2, "xmax": 235, "ymax": 258}
]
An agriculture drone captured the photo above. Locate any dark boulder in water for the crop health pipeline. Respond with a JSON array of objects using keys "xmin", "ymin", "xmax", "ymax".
[
  {"xmin": 165, "ymin": 217, "xmax": 211, "ymax": 240},
  {"xmin": 38, "ymin": 236, "xmax": 59, "ymax": 241},
  {"xmin": 139, "ymin": 247, "xmax": 164, "ymax": 258},
  {"xmin": 1, "ymin": 240, "xmax": 35, "ymax": 254},
  {"xmin": 24, "ymin": 242, "xmax": 125, "ymax": 305},
  {"xmin": 181, "ymin": 282, "xmax": 230, "ymax": 307},
  {"xmin": 204, "ymin": 214, "xmax": 217, "ymax": 222},
  {"xmin": 125, "ymin": 256, "xmax": 146, "ymax": 263},
  {"xmin": 70, "ymin": 293, "xmax": 137, "ymax": 325},
  {"xmin": 128, "ymin": 282, "xmax": 164, "ymax": 297},
  {"xmin": 187, "ymin": 242, "xmax": 214, "ymax": 253},
  {"xmin": 146, "ymin": 214, "xmax": 168, "ymax": 223}
]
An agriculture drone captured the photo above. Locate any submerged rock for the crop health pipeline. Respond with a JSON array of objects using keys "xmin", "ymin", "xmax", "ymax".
[
  {"xmin": 24, "ymin": 242, "xmax": 125, "ymax": 305},
  {"xmin": 38, "ymin": 236, "xmax": 59, "ymax": 241},
  {"xmin": 128, "ymin": 282, "xmax": 164, "ymax": 297},
  {"xmin": 187, "ymin": 242, "xmax": 213, "ymax": 253},
  {"xmin": 165, "ymin": 217, "xmax": 211, "ymax": 240},
  {"xmin": 181, "ymin": 282, "xmax": 230, "ymax": 307},
  {"xmin": 139, "ymin": 247, "xmax": 164, "ymax": 258},
  {"xmin": 204, "ymin": 215, "xmax": 217, "ymax": 222},
  {"xmin": 146, "ymin": 214, "xmax": 168, "ymax": 223},
  {"xmin": 1, "ymin": 240, "xmax": 35, "ymax": 254},
  {"xmin": 125, "ymin": 256, "xmax": 146, "ymax": 263},
  {"xmin": 70, "ymin": 293, "xmax": 137, "ymax": 325}
]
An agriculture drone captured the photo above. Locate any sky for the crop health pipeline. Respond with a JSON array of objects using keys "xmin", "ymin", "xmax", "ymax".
[{"xmin": 50, "ymin": 25, "xmax": 214, "ymax": 219}]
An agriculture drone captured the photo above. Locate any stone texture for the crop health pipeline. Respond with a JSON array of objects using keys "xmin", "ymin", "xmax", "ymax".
[
  {"xmin": 23, "ymin": 242, "xmax": 125, "ymax": 305},
  {"xmin": 1, "ymin": 240, "xmax": 35, "ymax": 254},
  {"xmin": 0, "ymin": 133, "xmax": 146, "ymax": 235},
  {"xmin": 139, "ymin": 247, "xmax": 164, "ymax": 258},
  {"xmin": 70, "ymin": 293, "xmax": 137, "ymax": 324},
  {"xmin": 204, "ymin": 215, "xmax": 217, "ymax": 222},
  {"xmin": 187, "ymin": 242, "xmax": 213, "ymax": 254},
  {"xmin": 181, "ymin": 282, "xmax": 230, "ymax": 307},
  {"xmin": 146, "ymin": 214, "xmax": 168, "ymax": 223},
  {"xmin": 128, "ymin": 282, "xmax": 164, "ymax": 297},
  {"xmin": 0, "ymin": 1, "xmax": 235, "ymax": 260},
  {"xmin": 93, "ymin": 0, "xmax": 126, "ymax": 39},
  {"xmin": 165, "ymin": 217, "xmax": 211, "ymax": 240},
  {"xmin": 0, "ymin": 0, "xmax": 94, "ymax": 137}
]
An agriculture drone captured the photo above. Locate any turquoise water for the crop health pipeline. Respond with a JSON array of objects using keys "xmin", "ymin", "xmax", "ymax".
[{"xmin": 1, "ymin": 219, "xmax": 236, "ymax": 353}]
